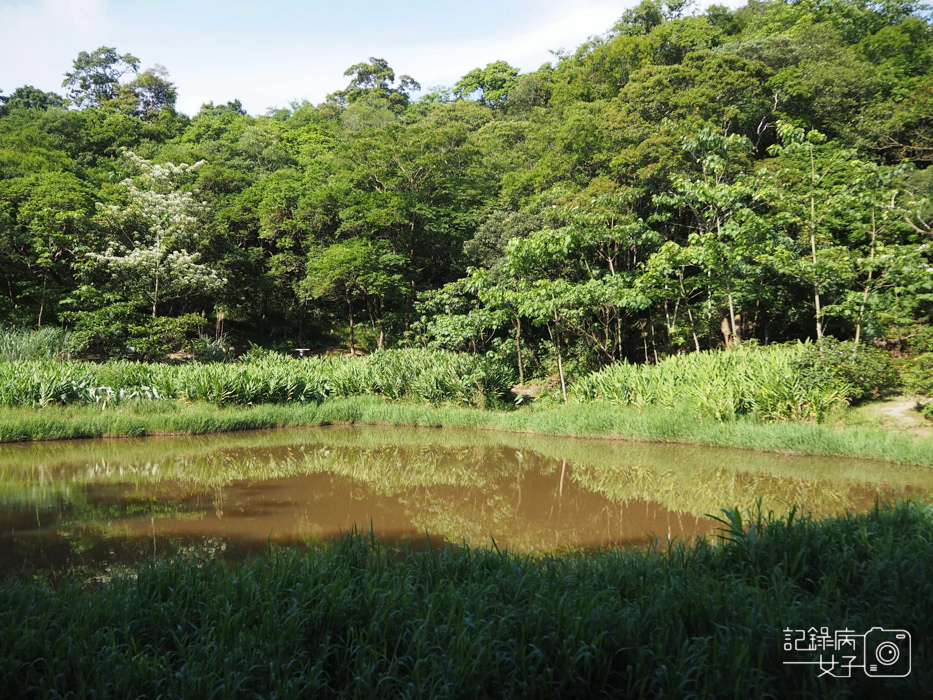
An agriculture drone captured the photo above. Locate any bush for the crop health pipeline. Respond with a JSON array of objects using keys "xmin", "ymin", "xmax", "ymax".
[
  {"xmin": 901, "ymin": 353, "xmax": 933, "ymax": 395},
  {"xmin": 794, "ymin": 338, "xmax": 895, "ymax": 403},
  {"xmin": 69, "ymin": 304, "xmax": 202, "ymax": 360},
  {"xmin": 921, "ymin": 401, "xmax": 933, "ymax": 422},
  {"xmin": 187, "ymin": 335, "xmax": 235, "ymax": 363},
  {"xmin": 0, "ymin": 350, "xmax": 513, "ymax": 409}
]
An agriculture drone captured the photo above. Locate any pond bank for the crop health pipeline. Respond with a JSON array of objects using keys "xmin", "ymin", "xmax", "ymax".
[{"xmin": 2, "ymin": 397, "xmax": 932, "ymax": 467}]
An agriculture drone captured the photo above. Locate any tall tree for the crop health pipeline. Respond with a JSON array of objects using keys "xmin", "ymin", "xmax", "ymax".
[
  {"xmin": 90, "ymin": 152, "xmax": 222, "ymax": 318},
  {"xmin": 454, "ymin": 61, "xmax": 520, "ymax": 110},
  {"xmin": 62, "ymin": 47, "xmax": 140, "ymax": 108},
  {"xmin": 328, "ymin": 58, "xmax": 420, "ymax": 113},
  {"xmin": 302, "ymin": 239, "xmax": 405, "ymax": 352}
]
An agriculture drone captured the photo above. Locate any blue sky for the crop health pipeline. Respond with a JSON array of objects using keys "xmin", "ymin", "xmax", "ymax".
[{"xmin": 1, "ymin": 0, "xmax": 745, "ymax": 116}]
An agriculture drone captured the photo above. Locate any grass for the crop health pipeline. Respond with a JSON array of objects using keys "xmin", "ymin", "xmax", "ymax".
[
  {"xmin": 0, "ymin": 349, "xmax": 513, "ymax": 409},
  {"xmin": 2, "ymin": 397, "xmax": 933, "ymax": 467},
  {"xmin": 1, "ymin": 500, "xmax": 930, "ymax": 698}
]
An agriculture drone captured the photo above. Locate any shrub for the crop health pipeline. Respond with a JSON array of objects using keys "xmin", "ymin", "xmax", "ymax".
[
  {"xmin": 921, "ymin": 401, "xmax": 933, "ymax": 422},
  {"xmin": 794, "ymin": 338, "xmax": 895, "ymax": 403},
  {"xmin": 901, "ymin": 353, "xmax": 933, "ymax": 396},
  {"xmin": 68, "ymin": 304, "xmax": 202, "ymax": 360},
  {"xmin": 187, "ymin": 335, "xmax": 235, "ymax": 363},
  {"xmin": 0, "ymin": 350, "xmax": 513, "ymax": 409}
]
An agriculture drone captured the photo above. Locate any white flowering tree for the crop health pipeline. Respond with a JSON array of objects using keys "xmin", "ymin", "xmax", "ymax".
[{"xmin": 91, "ymin": 151, "xmax": 223, "ymax": 318}]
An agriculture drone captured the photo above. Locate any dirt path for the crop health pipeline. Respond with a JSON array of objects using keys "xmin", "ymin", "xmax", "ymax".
[{"xmin": 860, "ymin": 395, "xmax": 932, "ymax": 437}]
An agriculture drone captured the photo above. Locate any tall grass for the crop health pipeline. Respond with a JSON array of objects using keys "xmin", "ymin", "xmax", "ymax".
[
  {"xmin": 570, "ymin": 343, "xmax": 848, "ymax": 421},
  {"xmin": 0, "ymin": 327, "xmax": 75, "ymax": 361},
  {"xmin": 0, "ymin": 349, "xmax": 512, "ymax": 409},
  {"xmin": 1, "ymin": 501, "xmax": 930, "ymax": 697}
]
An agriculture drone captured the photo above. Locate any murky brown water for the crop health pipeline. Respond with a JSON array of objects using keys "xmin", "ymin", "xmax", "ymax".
[{"xmin": 1, "ymin": 426, "xmax": 929, "ymax": 577}]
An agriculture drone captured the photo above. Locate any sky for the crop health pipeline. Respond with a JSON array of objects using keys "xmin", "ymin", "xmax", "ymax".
[{"xmin": 0, "ymin": 0, "xmax": 746, "ymax": 116}]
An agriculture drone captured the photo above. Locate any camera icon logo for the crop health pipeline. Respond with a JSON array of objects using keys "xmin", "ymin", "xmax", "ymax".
[{"xmin": 864, "ymin": 628, "xmax": 911, "ymax": 678}]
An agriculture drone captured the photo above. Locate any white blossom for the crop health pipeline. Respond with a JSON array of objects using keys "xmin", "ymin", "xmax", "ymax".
[{"xmin": 90, "ymin": 151, "xmax": 223, "ymax": 313}]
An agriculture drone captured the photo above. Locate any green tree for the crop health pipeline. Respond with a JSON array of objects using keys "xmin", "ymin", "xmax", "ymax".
[
  {"xmin": 90, "ymin": 152, "xmax": 223, "ymax": 318},
  {"xmin": 328, "ymin": 58, "xmax": 420, "ymax": 113},
  {"xmin": 764, "ymin": 123, "xmax": 871, "ymax": 345},
  {"xmin": 454, "ymin": 61, "xmax": 520, "ymax": 110},
  {"xmin": 302, "ymin": 239, "xmax": 405, "ymax": 352},
  {"xmin": 0, "ymin": 171, "xmax": 94, "ymax": 326},
  {"xmin": 0, "ymin": 86, "xmax": 64, "ymax": 116},
  {"xmin": 654, "ymin": 128, "xmax": 770, "ymax": 347},
  {"xmin": 62, "ymin": 47, "xmax": 140, "ymax": 108}
]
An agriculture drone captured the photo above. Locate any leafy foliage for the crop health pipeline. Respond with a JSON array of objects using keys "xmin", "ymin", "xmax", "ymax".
[
  {"xmin": 901, "ymin": 352, "xmax": 933, "ymax": 394},
  {"xmin": 0, "ymin": 328, "xmax": 75, "ymax": 361},
  {"xmin": 794, "ymin": 337, "xmax": 896, "ymax": 402}
]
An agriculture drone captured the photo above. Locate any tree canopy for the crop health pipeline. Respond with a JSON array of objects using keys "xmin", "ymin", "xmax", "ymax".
[{"xmin": 2, "ymin": 1, "xmax": 932, "ymax": 372}]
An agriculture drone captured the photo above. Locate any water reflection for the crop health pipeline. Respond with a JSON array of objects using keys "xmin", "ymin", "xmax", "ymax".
[{"xmin": 0, "ymin": 426, "xmax": 929, "ymax": 576}]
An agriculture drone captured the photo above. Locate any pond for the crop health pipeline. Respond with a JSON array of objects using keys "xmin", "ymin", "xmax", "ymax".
[{"xmin": 1, "ymin": 426, "xmax": 930, "ymax": 577}]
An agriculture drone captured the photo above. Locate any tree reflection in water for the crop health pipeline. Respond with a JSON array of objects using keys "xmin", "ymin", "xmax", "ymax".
[{"xmin": 0, "ymin": 426, "xmax": 927, "ymax": 577}]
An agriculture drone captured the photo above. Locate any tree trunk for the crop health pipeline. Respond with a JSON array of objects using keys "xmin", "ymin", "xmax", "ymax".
[
  {"xmin": 809, "ymin": 145, "xmax": 823, "ymax": 347},
  {"xmin": 514, "ymin": 317, "xmax": 524, "ymax": 386},
  {"xmin": 678, "ymin": 273, "xmax": 700, "ymax": 353},
  {"xmin": 853, "ymin": 212, "xmax": 878, "ymax": 356},
  {"xmin": 550, "ymin": 317, "xmax": 567, "ymax": 403},
  {"xmin": 687, "ymin": 307, "xmax": 700, "ymax": 353},
  {"xmin": 366, "ymin": 299, "xmax": 383, "ymax": 349},
  {"xmin": 727, "ymin": 291, "xmax": 741, "ymax": 346},
  {"xmin": 649, "ymin": 317, "xmax": 659, "ymax": 364},
  {"xmin": 153, "ymin": 269, "xmax": 160, "ymax": 319},
  {"xmin": 377, "ymin": 298, "xmax": 385, "ymax": 350},
  {"xmin": 37, "ymin": 276, "xmax": 48, "ymax": 328},
  {"xmin": 346, "ymin": 298, "xmax": 356, "ymax": 356},
  {"xmin": 615, "ymin": 313, "xmax": 623, "ymax": 361}
]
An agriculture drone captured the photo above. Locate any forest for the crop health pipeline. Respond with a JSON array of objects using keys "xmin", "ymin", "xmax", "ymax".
[{"xmin": 2, "ymin": 0, "xmax": 932, "ymax": 388}]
